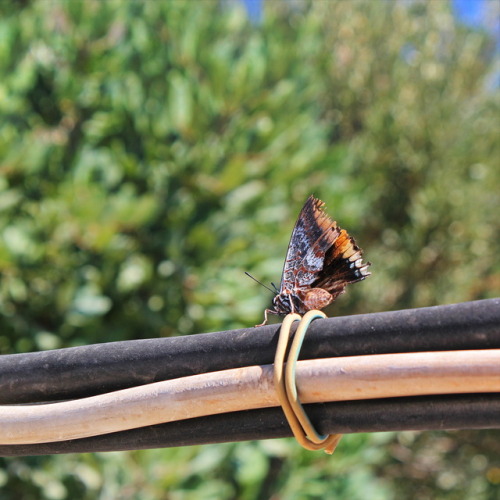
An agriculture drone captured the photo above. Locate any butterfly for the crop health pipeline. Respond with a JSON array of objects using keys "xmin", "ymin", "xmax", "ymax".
[{"xmin": 255, "ymin": 195, "xmax": 371, "ymax": 326}]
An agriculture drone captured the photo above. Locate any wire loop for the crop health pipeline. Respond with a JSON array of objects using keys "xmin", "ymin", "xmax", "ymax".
[{"xmin": 274, "ymin": 310, "xmax": 342, "ymax": 454}]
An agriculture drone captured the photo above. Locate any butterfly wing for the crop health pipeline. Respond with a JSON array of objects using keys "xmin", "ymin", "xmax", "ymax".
[
  {"xmin": 278, "ymin": 196, "xmax": 339, "ymax": 293},
  {"xmin": 279, "ymin": 196, "xmax": 370, "ymax": 298},
  {"xmin": 312, "ymin": 228, "xmax": 371, "ymax": 300}
]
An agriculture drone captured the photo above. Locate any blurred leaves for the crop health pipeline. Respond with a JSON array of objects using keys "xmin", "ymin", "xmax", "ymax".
[{"xmin": 0, "ymin": 0, "xmax": 498, "ymax": 498}]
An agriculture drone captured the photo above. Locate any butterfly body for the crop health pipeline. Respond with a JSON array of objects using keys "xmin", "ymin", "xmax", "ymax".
[{"xmin": 257, "ymin": 196, "xmax": 370, "ymax": 326}]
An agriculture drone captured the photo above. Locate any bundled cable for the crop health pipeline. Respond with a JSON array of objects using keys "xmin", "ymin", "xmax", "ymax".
[{"xmin": 0, "ymin": 298, "xmax": 499, "ymax": 456}]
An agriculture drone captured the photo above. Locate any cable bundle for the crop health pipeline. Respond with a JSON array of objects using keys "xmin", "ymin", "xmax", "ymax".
[{"xmin": 0, "ymin": 298, "xmax": 499, "ymax": 456}]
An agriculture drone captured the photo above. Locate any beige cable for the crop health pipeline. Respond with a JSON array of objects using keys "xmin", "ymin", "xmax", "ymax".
[{"xmin": 1, "ymin": 349, "xmax": 499, "ymax": 445}]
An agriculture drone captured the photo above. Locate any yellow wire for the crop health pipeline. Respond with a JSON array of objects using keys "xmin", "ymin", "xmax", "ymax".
[{"xmin": 274, "ymin": 311, "xmax": 343, "ymax": 454}]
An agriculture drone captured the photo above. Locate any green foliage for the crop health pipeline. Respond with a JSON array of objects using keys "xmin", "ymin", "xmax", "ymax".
[{"xmin": 0, "ymin": 0, "xmax": 498, "ymax": 498}]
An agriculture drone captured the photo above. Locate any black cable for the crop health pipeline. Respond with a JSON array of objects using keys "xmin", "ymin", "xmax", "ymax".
[
  {"xmin": 1, "ymin": 394, "xmax": 499, "ymax": 456},
  {"xmin": 1, "ymin": 298, "xmax": 499, "ymax": 403}
]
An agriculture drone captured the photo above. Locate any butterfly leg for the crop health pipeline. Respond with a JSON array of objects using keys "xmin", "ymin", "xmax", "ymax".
[{"xmin": 255, "ymin": 308, "xmax": 279, "ymax": 327}]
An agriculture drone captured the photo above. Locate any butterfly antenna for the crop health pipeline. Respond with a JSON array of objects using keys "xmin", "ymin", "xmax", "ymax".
[
  {"xmin": 244, "ymin": 272, "xmax": 277, "ymax": 295},
  {"xmin": 271, "ymin": 282, "xmax": 280, "ymax": 293}
]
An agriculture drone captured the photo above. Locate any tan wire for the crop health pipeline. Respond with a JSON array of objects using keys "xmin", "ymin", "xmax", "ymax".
[
  {"xmin": 286, "ymin": 311, "xmax": 342, "ymax": 453},
  {"xmin": 274, "ymin": 311, "xmax": 343, "ymax": 454}
]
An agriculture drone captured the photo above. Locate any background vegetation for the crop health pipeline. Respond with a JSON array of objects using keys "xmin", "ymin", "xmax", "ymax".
[{"xmin": 0, "ymin": 0, "xmax": 498, "ymax": 498}]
